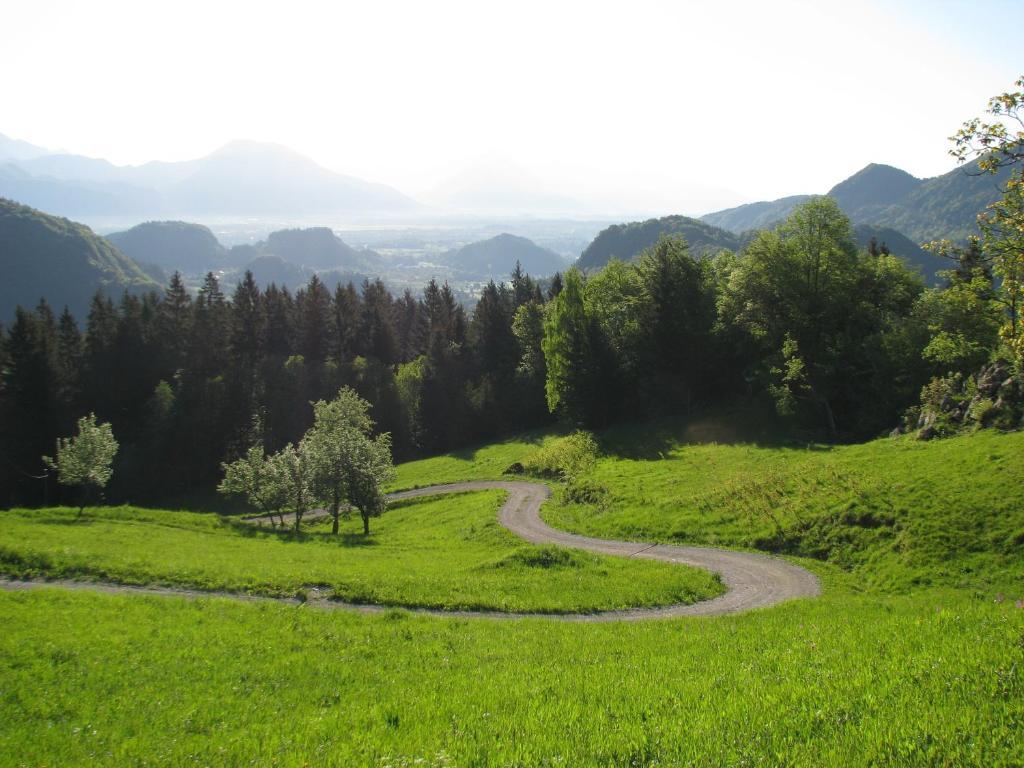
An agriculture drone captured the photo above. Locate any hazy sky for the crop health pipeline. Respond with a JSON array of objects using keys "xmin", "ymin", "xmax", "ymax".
[{"xmin": 2, "ymin": 0, "xmax": 1022, "ymax": 214}]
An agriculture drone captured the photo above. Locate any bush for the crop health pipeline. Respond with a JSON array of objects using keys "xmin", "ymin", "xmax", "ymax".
[
  {"xmin": 560, "ymin": 478, "xmax": 610, "ymax": 508},
  {"xmin": 493, "ymin": 546, "xmax": 586, "ymax": 569},
  {"xmin": 519, "ymin": 432, "xmax": 599, "ymax": 479}
]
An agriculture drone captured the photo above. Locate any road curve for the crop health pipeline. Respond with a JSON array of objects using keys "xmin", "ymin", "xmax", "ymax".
[
  {"xmin": 2, "ymin": 481, "xmax": 820, "ymax": 620},
  {"xmin": 387, "ymin": 481, "xmax": 820, "ymax": 619}
]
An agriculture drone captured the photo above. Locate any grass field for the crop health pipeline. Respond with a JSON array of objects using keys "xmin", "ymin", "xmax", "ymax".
[
  {"xmin": 1, "ymin": 588, "xmax": 1021, "ymax": 767},
  {"xmin": 2, "ymin": 423, "xmax": 1023, "ymax": 765},
  {"xmin": 545, "ymin": 428, "xmax": 1024, "ymax": 595},
  {"xmin": 0, "ymin": 491, "xmax": 722, "ymax": 613}
]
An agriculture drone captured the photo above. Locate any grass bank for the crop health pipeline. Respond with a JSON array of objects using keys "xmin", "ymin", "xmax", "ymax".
[{"xmin": 0, "ymin": 490, "xmax": 721, "ymax": 613}]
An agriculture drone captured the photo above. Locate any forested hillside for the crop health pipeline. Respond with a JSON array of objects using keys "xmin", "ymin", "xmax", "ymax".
[
  {"xmin": 442, "ymin": 233, "xmax": 565, "ymax": 277},
  {"xmin": 0, "ymin": 198, "xmax": 157, "ymax": 321},
  {"xmin": 576, "ymin": 215, "xmax": 740, "ymax": 271},
  {"xmin": 701, "ymin": 158, "xmax": 1013, "ymax": 242},
  {"xmin": 106, "ymin": 221, "xmax": 227, "ymax": 275}
]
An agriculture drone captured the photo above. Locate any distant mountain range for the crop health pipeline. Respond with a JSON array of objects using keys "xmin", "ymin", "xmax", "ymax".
[
  {"xmin": 0, "ymin": 139, "xmax": 418, "ymax": 219},
  {"xmin": 0, "ymin": 198, "xmax": 158, "ymax": 321},
  {"xmin": 701, "ymin": 159, "xmax": 1011, "ymax": 243},
  {"xmin": 0, "ymin": 132, "xmax": 54, "ymax": 163},
  {"xmin": 441, "ymin": 233, "xmax": 567, "ymax": 277}
]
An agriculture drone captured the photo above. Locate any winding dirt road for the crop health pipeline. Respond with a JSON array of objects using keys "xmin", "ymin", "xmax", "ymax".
[{"xmin": 2, "ymin": 480, "xmax": 820, "ymax": 620}]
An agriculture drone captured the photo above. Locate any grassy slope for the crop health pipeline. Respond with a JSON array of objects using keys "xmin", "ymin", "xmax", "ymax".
[
  {"xmin": 1, "ymin": 589, "xmax": 1020, "ymax": 767},
  {"xmin": 544, "ymin": 428, "xmax": 1024, "ymax": 595},
  {"xmin": 391, "ymin": 430, "xmax": 565, "ymax": 489},
  {"xmin": 3, "ymin": 426, "xmax": 1023, "ymax": 765},
  {"xmin": 0, "ymin": 491, "xmax": 721, "ymax": 613}
]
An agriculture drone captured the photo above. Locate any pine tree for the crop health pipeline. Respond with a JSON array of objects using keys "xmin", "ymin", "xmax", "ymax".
[
  {"xmin": 359, "ymin": 279, "xmax": 398, "ymax": 364},
  {"xmin": 157, "ymin": 272, "xmax": 192, "ymax": 378},
  {"xmin": 330, "ymin": 282, "xmax": 361, "ymax": 365}
]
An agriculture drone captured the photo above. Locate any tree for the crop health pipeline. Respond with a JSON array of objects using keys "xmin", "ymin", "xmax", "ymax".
[
  {"xmin": 43, "ymin": 414, "xmax": 118, "ymax": 516},
  {"xmin": 511, "ymin": 300, "xmax": 549, "ymax": 426},
  {"xmin": 343, "ymin": 429, "xmax": 395, "ymax": 535},
  {"xmin": 304, "ymin": 388, "xmax": 376, "ymax": 535},
  {"xmin": 157, "ymin": 272, "xmax": 192, "ymax": 377},
  {"xmin": 270, "ymin": 443, "xmax": 312, "ymax": 532},
  {"xmin": 542, "ymin": 268, "xmax": 603, "ymax": 426},
  {"xmin": 719, "ymin": 198, "xmax": 863, "ymax": 433},
  {"xmin": 218, "ymin": 444, "xmax": 288, "ymax": 528},
  {"xmin": 636, "ymin": 236, "xmax": 717, "ymax": 404},
  {"xmin": 949, "ymin": 74, "xmax": 1024, "ymax": 366},
  {"xmin": 917, "ymin": 239, "xmax": 1002, "ymax": 374},
  {"xmin": 950, "ymin": 75, "xmax": 1023, "ymax": 173},
  {"xmin": 980, "ymin": 173, "xmax": 1024, "ymax": 363}
]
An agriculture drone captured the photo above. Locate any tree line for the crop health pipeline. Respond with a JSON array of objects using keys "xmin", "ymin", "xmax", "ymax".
[
  {"xmin": 3, "ymin": 72, "xmax": 1023, "ymax": 509},
  {"xmin": 2, "ymin": 191, "xmax": 1020, "ymax": 508}
]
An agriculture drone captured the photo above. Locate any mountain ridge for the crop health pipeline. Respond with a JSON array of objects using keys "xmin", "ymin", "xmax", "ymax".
[
  {"xmin": 701, "ymin": 158, "xmax": 1011, "ymax": 242},
  {"xmin": 0, "ymin": 140, "xmax": 419, "ymax": 219}
]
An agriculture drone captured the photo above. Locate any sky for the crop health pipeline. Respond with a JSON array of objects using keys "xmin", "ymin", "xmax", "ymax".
[{"xmin": 1, "ymin": 0, "xmax": 1022, "ymax": 215}]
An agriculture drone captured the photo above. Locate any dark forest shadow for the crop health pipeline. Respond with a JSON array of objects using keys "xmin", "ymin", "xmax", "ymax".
[{"xmin": 594, "ymin": 402, "xmax": 834, "ymax": 460}]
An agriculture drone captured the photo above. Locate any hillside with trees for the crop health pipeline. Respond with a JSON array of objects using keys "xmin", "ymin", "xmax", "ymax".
[
  {"xmin": 106, "ymin": 221, "xmax": 227, "ymax": 275},
  {"xmin": 576, "ymin": 215, "xmax": 740, "ymax": 271},
  {"xmin": 0, "ymin": 197, "xmax": 157, "ymax": 321},
  {"xmin": 441, "ymin": 233, "xmax": 566, "ymax": 277},
  {"xmin": 260, "ymin": 227, "xmax": 383, "ymax": 272},
  {"xmin": 701, "ymin": 158, "xmax": 1014, "ymax": 243}
]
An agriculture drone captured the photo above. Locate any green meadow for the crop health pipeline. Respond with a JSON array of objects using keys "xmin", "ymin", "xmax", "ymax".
[
  {"xmin": 1, "ymin": 588, "xmax": 1021, "ymax": 767},
  {"xmin": 0, "ymin": 491, "xmax": 720, "ymax": 613},
  {"xmin": 2, "ymin": 425, "xmax": 1023, "ymax": 766}
]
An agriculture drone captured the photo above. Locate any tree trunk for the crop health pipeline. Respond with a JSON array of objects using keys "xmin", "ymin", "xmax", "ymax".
[
  {"xmin": 332, "ymin": 514, "xmax": 339, "ymax": 535},
  {"xmin": 362, "ymin": 514, "xmax": 370, "ymax": 535}
]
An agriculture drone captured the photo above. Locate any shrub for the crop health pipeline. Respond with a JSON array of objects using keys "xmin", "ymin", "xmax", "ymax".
[
  {"xmin": 560, "ymin": 478, "xmax": 610, "ymax": 508},
  {"xmin": 493, "ymin": 546, "xmax": 585, "ymax": 569},
  {"xmin": 519, "ymin": 432, "xmax": 599, "ymax": 479}
]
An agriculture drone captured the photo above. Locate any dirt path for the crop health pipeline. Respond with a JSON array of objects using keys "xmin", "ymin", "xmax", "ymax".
[{"xmin": 2, "ymin": 481, "xmax": 820, "ymax": 620}]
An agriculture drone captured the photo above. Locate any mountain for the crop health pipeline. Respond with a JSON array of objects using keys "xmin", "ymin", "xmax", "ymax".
[
  {"xmin": 106, "ymin": 221, "xmax": 227, "ymax": 275},
  {"xmin": 700, "ymin": 194, "xmax": 813, "ymax": 233},
  {"xmin": 828, "ymin": 164, "xmax": 923, "ymax": 220},
  {"xmin": 0, "ymin": 140, "xmax": 418, "ymax": 219},
  {"xmin": 0, "ymin": 197, "xmax": 158, "ymax": 321},
  {"xmin": 441, "ymin": 233, "xmax": 566, "ymax": 277},
  {"xmin": 261, "ymin": 227, "xmax": 383, "ymax": 272},
  {"xmin": 700, "ymin": 159, "xmax": 1011, "ymax": 243},
  {"xmin": 577, "ymin": 215, "xmax": 741, "ymax": 272},
  {"xmin": 873, "ymin": 161, "xmax": 1014, "ymax": 242},
  {"xmin": 0, "ymin": 133, "xmax": 51, "ymax": 163},
  {"xmin": 0, "ymin": 163, "xmax": 163, "ymax": 217},
  {"xmin": 162, "ymin": 141, "xmax": 418, "ymax": 216}
]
